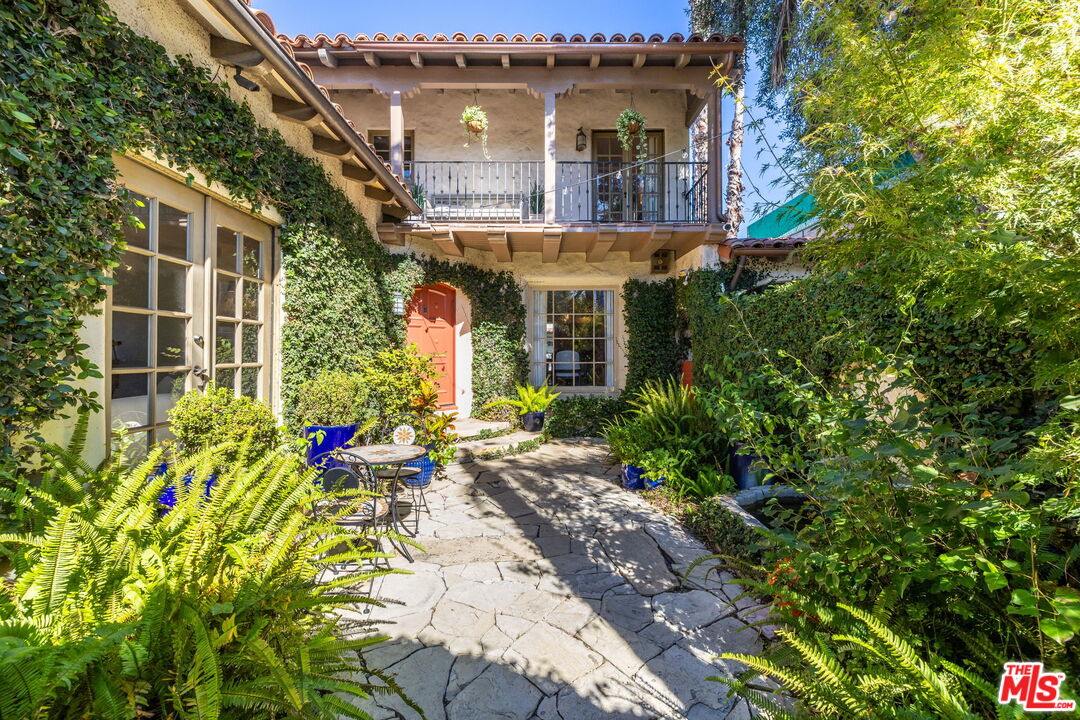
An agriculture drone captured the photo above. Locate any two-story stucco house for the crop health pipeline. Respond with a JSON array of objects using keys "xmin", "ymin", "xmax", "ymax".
[{"xmin": 283, "ymin": 30, "xmax": 750, "ymax": 412}]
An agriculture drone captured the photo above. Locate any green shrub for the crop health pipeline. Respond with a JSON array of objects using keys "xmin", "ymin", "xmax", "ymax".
[
  {"xmin": 681, "ymin": 495, "xmax": 765, "ymax": 567},
  {"xmin": 622, "ymin": 278, "xmax": 687, "ymax": 393},
  {"xmin": 351, "ymin": 345, "xmax": 434, "ymax": 420},
  {"xmin": 167, "ymin": 384, "xmax": 280, "ymax": 461},
  {"xmin": 545, "ymin": 395, "xmax": 628, "ymax": 438},
  {"xmin": 0, "ymin": 427, "xmax": 412, "ymax": 718},
  {"xmin": 293, "ymin": 370, "xmax": 373, "ymax": 429}
]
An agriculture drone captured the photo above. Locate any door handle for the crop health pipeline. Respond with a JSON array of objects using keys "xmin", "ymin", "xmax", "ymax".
[{"xmin": 192, "ymin": 366, "xmax": 210, "ymax": 381}]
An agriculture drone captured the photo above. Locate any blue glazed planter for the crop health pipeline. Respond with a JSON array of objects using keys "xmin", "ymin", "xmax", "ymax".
[
  {"xmin": 305, "ymin": 423, "xmax": 360, "ymax": 471},
  {"xmin": 402, "ymin": 447, "xmax": 436, "ymax": 487},
  {"xmin": 730, "ymin": 445, "xmax": 768, "ymax": 490},
  {"xmin": 151, "ymin": 462, "xmax": 217, "ymax": 510},
  {"xmin": 622, "ymin": 464, "xmax": 646, "ymax": 491}
]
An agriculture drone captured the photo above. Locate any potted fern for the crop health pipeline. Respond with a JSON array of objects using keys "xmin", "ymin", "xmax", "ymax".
[
  {"xmin": 484, "ymin": 383, "xmax": 561, "ymax": 432},
  {"xmin": 461, "ymin": 105, "xmax": 490, "ymax": 159},
  {"xmin": 616, "ymin": 108, "xmax": 648, "ymax": 161}
]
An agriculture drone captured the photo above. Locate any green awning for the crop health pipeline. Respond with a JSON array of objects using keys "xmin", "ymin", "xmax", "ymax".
[{"xmin": 747, "ymin": 192, "xmax": 816, "ymax": 239}]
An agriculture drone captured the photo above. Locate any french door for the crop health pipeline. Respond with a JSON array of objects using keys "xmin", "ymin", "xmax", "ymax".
[
  {"xmin": 108, "ymin": 157, "xmax": 274, "ymax": 458},
  {"xmin": 592, "ymin": 131, "xmax": 664, "ymax": 222}
]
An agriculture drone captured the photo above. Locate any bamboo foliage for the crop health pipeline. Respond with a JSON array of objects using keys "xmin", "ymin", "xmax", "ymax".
[{"xmin": 0, "ymin": 423, "xmax": 414, "ymax": 719}]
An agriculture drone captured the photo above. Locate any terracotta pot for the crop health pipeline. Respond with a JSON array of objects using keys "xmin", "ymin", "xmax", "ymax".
[
  {"xmin": 626, "ymin": 120, "xmax": 641, "ymax": 133},
  {"xmin": 466, "ymin": 119, "xmax": 485, "ymax": 134}
]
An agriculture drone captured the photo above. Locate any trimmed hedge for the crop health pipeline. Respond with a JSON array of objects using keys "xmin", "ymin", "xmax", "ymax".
[
  {"xmin": 545, "ymin": 395, "xmax": 628, "ymax": 438},
  {"xmin": 622, "ymin": 278, "xmax": 686, "ymax": 393}
]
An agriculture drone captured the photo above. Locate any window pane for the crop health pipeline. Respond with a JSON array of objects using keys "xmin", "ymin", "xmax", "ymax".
[
  {"xmin": 155, "ymin": 371, "xmax": 187, "ymax": 424},
  {"xmin": 242, "ymin": 236, "xmax": 261, "ymax": 278},
  {"xmin": 111, "ymin": 372, "xmax": 149, "ymax": 428},
  {"xmin": 113, "ymin": 251, "xmax": 150, "ymax": 308},
  {"xmin": 112, "ymin": 312, "xmax": 149, "ymax": 368},
  {"xmin": 241, "ymin": 367, "xmax": 259, "ymax": 398},
  {"xmin": 217, "ymin": 274, "xmax": 237, "ymax": 317},
  {"xmin": 217, "ymin": 227, "xmax": 238, "ymax": 274},
  {"xmin": 216, "ymin": 322, "xmax": 236, "ymax": 364},
  {"xmin": 124, "ymin": 193, "xmax": 150, "ymax": 249},
  {"xmin": 595, "ymin": 340, "xmax": 608, "ymax": 363},
  {"xmin": 552, "ymin": 291, "xmax": 573, "ymax": 313},
  {"xmin": 157, "ymin": 316, "xmax": 187, "ymax": 366},
  {"xmin": 158, "ymin": 203, "xmax": 190, "ymax": 259},
  {"xmin": 241, "ymin": 323, "xmax": 260, "ymax": 363},
  {"xmin": 158, "ymin": 259, "xmax": 187, "ymax": 313},
  {"xmin": 592, "ymin": 313, "xmax": 607, "ymax": 337},
  {"xmin": 573, "ymin": 290, "xmax": 595, "ymax": 313},
  {"xmin": 553, "ymin": 313, "xmax": 572, "ymax": 338},
  {"xmin": 242, "ymin": 280, "xmax": 260, "ymax": 320},
  {"xmin": 217, "ymin": 368, "xmax": 236, "ymax": 392},
  {"xmin": 574, "ymin": 338, "xmax": 594, "ymax": 362}
]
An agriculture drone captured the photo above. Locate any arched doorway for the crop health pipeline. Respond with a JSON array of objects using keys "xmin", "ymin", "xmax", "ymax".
[{"xmin": 406, "ymin": 284, "xmax": 457, "ymax": 409}]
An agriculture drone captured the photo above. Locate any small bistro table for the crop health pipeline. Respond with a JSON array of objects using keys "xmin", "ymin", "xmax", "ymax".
[{"xmin": 335, "ymin": 443, "xmax": 427, "ymax": 562}]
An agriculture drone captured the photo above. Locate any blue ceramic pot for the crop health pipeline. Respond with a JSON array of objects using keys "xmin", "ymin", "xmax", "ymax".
[
  {"xmin": 730, "ymin": 444, "xmax": 768, "ymax": 490},
  {"xmin": 622, "ymin": 464, "xmax": 646, "ymax": 491},
  {"xmin": 305, "ymin": 423, "xmax": 360, "ymax": 471},
  {"xmin": 402, "ymin": 443, "xmax": 436, "ymax": 487},
  {"xmin": 522, "ymin": 411, "xmax": 545, "ymax": 432}
]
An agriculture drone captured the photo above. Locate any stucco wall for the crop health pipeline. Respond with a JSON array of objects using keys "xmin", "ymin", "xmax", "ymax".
[{"xmin": 334, "ymin": 88, "xmax": 690, "ymax": 163}]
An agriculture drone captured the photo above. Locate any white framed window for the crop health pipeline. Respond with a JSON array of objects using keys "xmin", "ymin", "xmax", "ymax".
[{"xmin": 531, "ymin": 289, "xmax": 615, "ymax": 389}]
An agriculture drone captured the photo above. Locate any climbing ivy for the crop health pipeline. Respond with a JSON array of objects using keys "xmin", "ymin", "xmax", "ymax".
[
  {"xmin": 415, "ymin": 256, "xmax": 527, "ymax": 419},
  {"xmin": 622, "ymin": 279, "xmax": 685, "ymax": 393},
  {"xmin": 0, "ymin": 0, "xmax": 403, "ymax": 454}
]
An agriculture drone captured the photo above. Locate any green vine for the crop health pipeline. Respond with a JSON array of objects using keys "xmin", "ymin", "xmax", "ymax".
[
  {"xmin": 622, "ymin": 278, "xmax": 687, "ymax": 393},
  {"xmin": 616, "ymin": 108, "xmax": 648, "ymax": 161},
  {"xmin": 0, "ymin": 0, "xmax": 406, "ymax": 453}
]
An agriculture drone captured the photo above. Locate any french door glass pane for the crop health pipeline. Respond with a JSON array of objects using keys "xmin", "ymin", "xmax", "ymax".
[
  {"xmin": 157, "ymin": 316, "xmax": 187, "ymax": 366},
  {"xmin": 158, "ymin": 203, "xmax": 190, "ymax": 259},
  {"xmin": 243, "ymin": 236, "xmax": 261, "ymax": 278},
  {"xmin": 241, "ymin": 367, "xmax": 259, "ymax": 398},
  {"xmin": 217, "ymin": 368, "xmax": 236, "ymax": 392},
  {"xmin": 124, "ymin": 193, "xmax": 151, "ymax": 249},
  {"xmin": 216, "ymin": 322, "xmax": 237, "ymax": 364},
  {"xmin": 217, "ymin": 274, "xmax": 237, "ymax": 317},
  {"xmin": 112, "ymin": 373, "xmax": 149, "ymax": 428},
  {"xmin": 217, "ymin": 227, "xmax": 239, "ymax": 273},
  {"xmin": 112, "ymin": 312, "xmax": 149, "ymax": 367},
  {"xmin": 242, "ymin": 280, "xmax": 260, "ymax": 320},
  {"xmin": 113, "ymin": 252, "xmax": 150, "ymax": 308},
  {"xmin": 241, "ymin": 323, "xmax": 260, "ymax": 363},
  {"xmin": 158, "ymin": 259, "xmax": 187, "ymax": 312},
  {"xmin": 155, "ymin": 371, "xmax": 187, "ymax": 423}
]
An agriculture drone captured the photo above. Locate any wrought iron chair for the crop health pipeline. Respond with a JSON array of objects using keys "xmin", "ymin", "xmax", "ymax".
[
  {"xmin": 372, "ymin": 412, "xmax": 434, "ymax": 535},
  {"xmin": 310, "ymin": 450, "xmax": 391, "ymax": 568}
]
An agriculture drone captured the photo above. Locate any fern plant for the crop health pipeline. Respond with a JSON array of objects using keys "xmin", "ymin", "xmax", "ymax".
[
  {"xmin": 484, "ymin": 383, "xmax": 561, "ymax": 414},
  {"xmin": 0, "ymin": 426, "xmax": 417, "ymax": 719},
  {"xmin": 713, "ymin": 598, "xmax": 1028, "ymax": 720}
]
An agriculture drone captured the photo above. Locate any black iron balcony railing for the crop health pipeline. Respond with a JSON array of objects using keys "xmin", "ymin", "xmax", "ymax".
[{"xmin": 407, "ymin": 160, "xmax": 707, "ymax": 223}]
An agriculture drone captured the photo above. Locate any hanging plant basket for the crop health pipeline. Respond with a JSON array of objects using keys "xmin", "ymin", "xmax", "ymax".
[
  {"xmin": 461, "ymin": 104, "xmax": 491, "ymax": 159},
  {"xmin": 616, "ymin": 108, "xmax": 648, "ymax": 161}
]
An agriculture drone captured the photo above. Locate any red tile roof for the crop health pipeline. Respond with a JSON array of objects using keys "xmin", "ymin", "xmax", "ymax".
[{"xmin": 284, "ymin": 31, "xmax": 742, "ymax": 48}]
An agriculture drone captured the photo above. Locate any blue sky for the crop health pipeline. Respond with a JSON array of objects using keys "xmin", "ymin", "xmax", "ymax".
[{"xmin": 255, "ymin": 0, "xmax": 793, "ymax": 230}]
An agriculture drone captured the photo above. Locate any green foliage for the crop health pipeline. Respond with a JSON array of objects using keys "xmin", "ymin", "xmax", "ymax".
[
  {"xmin": 678, "ymin": 495, "xmax": 765, "ymax": 567},
  {"xmin": 715, "ymin": 601, "xmax": 1013, "ymax": 720},
  {"xmin": 615, "ymin": 108, "xmax": 648, "ymax": 161},
  {"xmin": 349, "ymin": 345, "xmax": 435, "ymax": 423},
  {"xmin": 544, "ymin": 395, "xmax": 628, "ymax": 438},
  {"xmin": 623, "ymin": 278, "xmax": 687, "ymax": 394},
  {"xmin": 460, "ymin": 104, "xmax": 490, "ymax": 158},
  {"xmin": 484, "ymin": 384, "xmax": 561, "ymax": 414},
  {"xmin": 605, "ymin": 379, "xmax": 733, "ymax": 500},
  {"xmin": 0, "ymin": 434, "xmax": 412, "ymax": 718},
  {"xmin": 167, "ymin": 384, "xmax": 280, "ymax": 463},
  {"xmin": 294, "ymin": 371, "xmax": 374, "ymax": 429},
  {"xmin": 416, "ymin": 257, "xmax": 527, "ymax": 420},
  {"xmin": 0, "ymin": 0, "xmax": 410, "ymax": 463}
]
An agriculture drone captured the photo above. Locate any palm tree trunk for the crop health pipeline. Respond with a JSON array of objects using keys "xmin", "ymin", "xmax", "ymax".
[{"xmin": 725, "ymin": 56, "xmax": 746, "ymax": 232}]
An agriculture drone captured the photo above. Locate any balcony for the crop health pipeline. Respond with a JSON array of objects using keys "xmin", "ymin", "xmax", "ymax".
[{"xmin": 407, "ymin": 160, "xmax": 708, "ymax": 224}]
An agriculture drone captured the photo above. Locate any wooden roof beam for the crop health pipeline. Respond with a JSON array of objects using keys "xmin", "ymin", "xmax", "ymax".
[
  {"xmin": 363, "ymin": 184, "xmax": 395, "ymax": 202},
  {"xmin": 587, "ymin": 226, "xmax": 617, "ymax": 263},
  {"xmin": 455, "ymin": 53, "xmax": 467, "ymax": 69},
  {"xmin": 411, "ymin": 52, "xmax": 424, "ymax": 69},
  {"xmin": 489, "ymin": 229, "xmax": 512, "ymax": 262},
  {"xmin": 501, "ymin": 53, "xmax": 511, "ymax": 69},
  {"xmin": 630, "ymin": 227, "xmax": 672, "ymax": 262},
  {"xmin": 272, "ymin": 94, "xmax": 319, "ymax": 124},
  {"xmin": 633, "ymin": 53, "xmax": 646, "ymax": 69},
  {"xmin": 589, "ymin": 54, "xmax": 600, "ymax": 69},
  {"xmin": 363, "ymin": 51, "xmax": 381, "ymax": 67},
  {"xmin": 546, "ymin": 54, "xmax": 555, "ymax": 69},
  {"xmin": 382, "ymin": 203, "xmax": 411, "ymax": 220},
  {"xmin": 210, "ymin": 36, "xmax": 265, "ymax": 68},
  {"xmin": 433, "ymin": 229, "xmax": 464, "ymax": 257},
  {"xmin": 542, "ymin": 228, "xmax": 562, "ymax": 263},
  {"xmin": 675, "ymin": 53, "xmax": 691, "ymax": 69},
  {"xmin": 316, "ymin": 48, "xmax": 338, "ymax": 68},
  {"xmin": 313, "ymin": 135, "xmax": 352, "ymax": 158},
  {"xmin": 341, "ymin": 161, "xmax": 376, "ymax": 183}
]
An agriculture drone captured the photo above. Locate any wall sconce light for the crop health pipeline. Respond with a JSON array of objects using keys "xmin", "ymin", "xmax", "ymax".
[
  {"xmin": 576, "ymin": 127, "xmax": 587, "ymax": 152},
  {"xmin": 392, "ymin": 291, "xmax": 406, "ymax": 316},
  {"xmin": 233, "ymin": 65, "xmax": 260, "ymax": 93}
]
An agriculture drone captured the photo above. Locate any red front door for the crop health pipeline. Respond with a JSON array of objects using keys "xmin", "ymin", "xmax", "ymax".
[{"xmin": 406, "ymin": 284, "xmax": 456, "ymax": 409}]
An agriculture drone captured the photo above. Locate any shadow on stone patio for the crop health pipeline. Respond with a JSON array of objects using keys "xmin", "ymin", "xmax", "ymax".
[{"xmin": 349, "ymin": 440, "xmax": 765, "ymax": 720}]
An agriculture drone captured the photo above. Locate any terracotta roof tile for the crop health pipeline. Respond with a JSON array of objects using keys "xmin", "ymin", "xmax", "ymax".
[{"xmin": 283, "ymin": 31, "xmax": 742, "ymax": 48}]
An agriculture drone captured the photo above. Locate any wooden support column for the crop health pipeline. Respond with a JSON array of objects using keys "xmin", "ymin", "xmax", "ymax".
[
  {"xmin": 707, "ymin": 87, "xmax": 723, "ymax": 223},
  {"xmin": 544, "ymin": 92, "xmax": 557, "ymax": 225},
  {"xmin": 542, "ymin": 227, "xmax": 562, "ymax": 263},
  {"xmin": 390, "ymin": 90, "xmax": 405, "ymax": 178},
  {"xmin": 433, "ymin": 229, "xmax": 464, "ymax": 257}
]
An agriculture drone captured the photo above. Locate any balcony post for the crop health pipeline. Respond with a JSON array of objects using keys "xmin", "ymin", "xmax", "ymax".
[
  {"xmin": 706, "ymin": 86, "xmax": 723, "ymax": 223},
  {"xmin": 544, "ymin": 91, "xmax": 557, "ymax": 225},
  {"xmin": 390, "ymin": 90, "xmax": 404, "ymax": 178}
]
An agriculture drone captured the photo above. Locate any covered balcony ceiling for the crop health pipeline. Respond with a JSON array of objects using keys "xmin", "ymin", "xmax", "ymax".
[{"xmin": 286, "ymin": 33, "xmax": 743, "ymax": 96}]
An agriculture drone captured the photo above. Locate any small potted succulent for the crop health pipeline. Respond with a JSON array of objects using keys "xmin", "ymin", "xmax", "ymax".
[
  {"xmin": 461, "ymin": 105, "xmax": 490, "ymax": 159},
  {"xmin": 484, "ymin": 383, "xmax": 561, "ymax": 432}
]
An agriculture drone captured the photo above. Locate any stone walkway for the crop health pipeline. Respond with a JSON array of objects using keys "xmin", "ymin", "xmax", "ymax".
[{"xmin": 351, "ymin": 440, "xmax": 763, "ymax": 720}]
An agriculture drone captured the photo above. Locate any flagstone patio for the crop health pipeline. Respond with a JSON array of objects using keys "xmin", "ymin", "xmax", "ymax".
[{"xmin": 351, "ymin": 440, "xmax": 764, "ymax": 720}]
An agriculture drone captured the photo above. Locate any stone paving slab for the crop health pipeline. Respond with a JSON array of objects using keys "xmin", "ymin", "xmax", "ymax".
[{"xmin": 350, "ymin": 440, "xmax": 763, "ymax": 719}]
